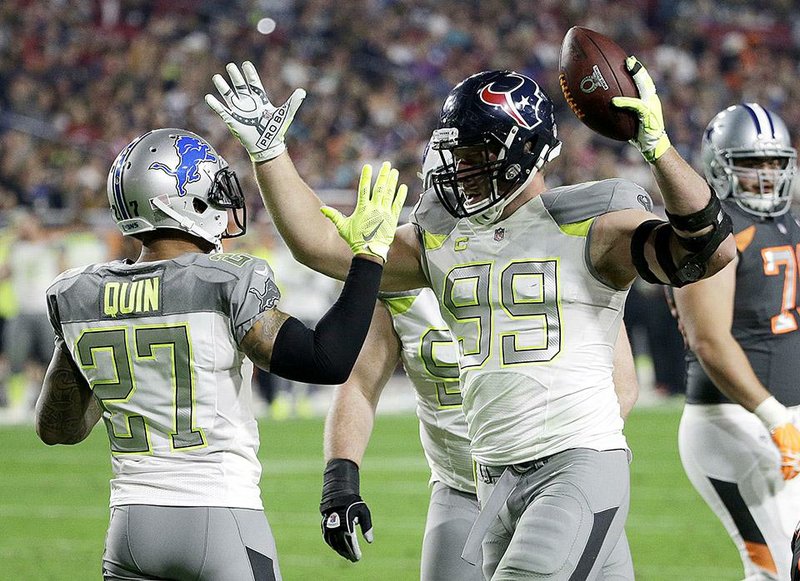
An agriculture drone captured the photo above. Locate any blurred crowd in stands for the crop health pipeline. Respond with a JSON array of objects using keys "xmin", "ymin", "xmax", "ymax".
[{"xmin": 1, "ymin": 0, "xmax": 799, "ymax": 415}]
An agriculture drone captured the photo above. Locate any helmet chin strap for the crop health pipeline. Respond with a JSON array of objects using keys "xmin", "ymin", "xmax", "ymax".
[
  {"xmin": 151, "ymin": 197, "xmax": 224, "ymax": 252},
  {"xmin": 470, "ymin": 186, "xmax": 524, "ymax": 225}
]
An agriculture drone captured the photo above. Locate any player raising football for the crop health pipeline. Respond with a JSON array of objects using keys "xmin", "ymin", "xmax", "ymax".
[
  {"xmin": 314, "ymin": 144, "xmax": 639, "ymax": 579},
  {"xmin": 208, "ymin": 54, "xmax": 735, "ymax": 579},
  {"xmin": 34, "ymin": 128, "xmax": 405, "ymax": 580}
]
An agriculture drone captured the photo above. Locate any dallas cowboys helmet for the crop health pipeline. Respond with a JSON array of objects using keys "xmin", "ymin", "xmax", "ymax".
[
  {"xmin": 107, "ymin": 128, "xmax": 246, "ymax": 250},
  {"xmin": 429, "ymin": 70, "xmax": 562, "ymax": 224},
  {"xmin": 702, "ymin": 103, "xmax": 797, "ymax": 218}
]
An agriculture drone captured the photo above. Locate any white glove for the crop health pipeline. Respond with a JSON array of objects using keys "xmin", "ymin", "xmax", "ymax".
[{"xmin": 205, "ymin": 61, "xmax": 306, "ymax": 162}]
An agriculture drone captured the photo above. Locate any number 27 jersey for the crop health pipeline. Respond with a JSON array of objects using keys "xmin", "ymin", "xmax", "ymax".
[{"xmin": 46, "ymin": 252, "xmax": 280, "ymax": 509}]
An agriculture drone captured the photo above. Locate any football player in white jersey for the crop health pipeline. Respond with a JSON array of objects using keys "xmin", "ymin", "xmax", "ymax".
[
  {"xmin": 207, "ymin": 59, "xmax": 736, "ymax": 579},
  {"xmin": 317, "ymin": 148, "xmax": 639, "ymax": 580},
  {"xmin": 319, "ymin": 288, "xmax": 638, "ymax": 579},
  {"xmin": 34, "ymin": 128, "xmax": 406, "ymax": 581},
  {"xmin": 669, "ymin": 104, "xmax": 800, "ymax": 580}
]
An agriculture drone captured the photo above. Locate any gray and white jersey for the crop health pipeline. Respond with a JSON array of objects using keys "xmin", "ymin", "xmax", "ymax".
[
  {"xmin": 380, "ymin": 288, "xmax": 474, "ymax": 494},
  {"xmin": 47, "ymin": 252, "xmax": 281, "ymax": 509},
  {"xmin": 412, "ymin": 179, "xmax": 650, "ymax": 466}
]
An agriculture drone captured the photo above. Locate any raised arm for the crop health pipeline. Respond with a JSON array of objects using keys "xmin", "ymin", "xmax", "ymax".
[
  {"xmin": 206, "ymin": 61, "xmax": 428, "ymax": 290},
  {"xmin": 253, "ymin": 153, "xmax": 350, "ymax": 278},
  {"xmin": 35, "ymin": 339, "xmax": 102, "ymax": 445},
  {"xmin": 240, "ymin": 163, "xmax": 405, "ymax": 385},
  {"xmin": 673, "ymin": 258, "xmax": 800, "ymax": 480},
  {"xmin": 319, "ymin": 301, "xmax": 401, "ymax": 562},
  {"xmin": 591, "ymin": 57, "xmax": 736, "ymax": 290},
  {"xmin": 612, "ymin": 323, "xmax": 638, "ymax": 420}
]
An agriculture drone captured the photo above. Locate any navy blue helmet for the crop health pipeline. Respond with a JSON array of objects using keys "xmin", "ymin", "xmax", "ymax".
[{"xmin": 429, "ymin": 70, "xmax": 562, "ymax": 223}]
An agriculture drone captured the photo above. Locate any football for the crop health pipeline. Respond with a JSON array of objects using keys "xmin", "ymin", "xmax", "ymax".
[{"xmin": 558, "ymin": 26, "xmax": 639, "ymax": 141}]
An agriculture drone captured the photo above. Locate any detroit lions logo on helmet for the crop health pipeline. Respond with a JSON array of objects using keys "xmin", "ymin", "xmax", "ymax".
[
  {"xmin": 149, "ymin": 135, "xmax": 218, "ymax": 197},
  {"xmin": 478, "ymin": 73, "xmax": 544, "ymax": 130}
]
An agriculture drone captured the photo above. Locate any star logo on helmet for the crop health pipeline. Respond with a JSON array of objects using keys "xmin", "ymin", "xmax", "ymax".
[{"xmin": 478, "ymin": 73, "xmax": 544, "ymax": 130}]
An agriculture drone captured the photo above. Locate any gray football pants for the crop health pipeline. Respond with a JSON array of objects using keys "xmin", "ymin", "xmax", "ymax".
[
  {"xmin": 477, "ymin": 448, "xmax": 633, "ymax": 581},
  {"xmin": 102, "ymin": 505, "xmax": 282, "ymax": 581},
  {"xmin": 421, "ymin": 481, "xmax": 483, "ymax": 581}
]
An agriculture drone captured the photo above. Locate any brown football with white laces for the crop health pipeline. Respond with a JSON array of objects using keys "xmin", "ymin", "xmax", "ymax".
[{"xmin": 558, "ymin": 26, "xmax": 639, "ymax": 141}]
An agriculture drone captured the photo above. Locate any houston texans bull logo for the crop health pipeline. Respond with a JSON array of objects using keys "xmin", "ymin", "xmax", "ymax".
[
  {"xmin": 478, "ymin": 73, "xmax": 545, "ymax": 130},
  {"xmin": 149, "ymin": 135, "xmax": 218, "ymax": 196}
]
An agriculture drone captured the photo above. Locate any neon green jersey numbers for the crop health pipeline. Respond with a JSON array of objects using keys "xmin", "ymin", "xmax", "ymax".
[
  {"xmin": 443, "ymin": 259, "xmax": 562, "ymax": 370},
  {"xmin": 75, "ymin": 324, "xmax": 205, "ymax": 454},
  {"xmin": 420, "ymin": 327, "xmax": 461, "ymax": 407}
]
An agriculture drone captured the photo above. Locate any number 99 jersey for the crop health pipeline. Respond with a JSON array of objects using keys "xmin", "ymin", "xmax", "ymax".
[
  {"xmin": 46, "ymin": 252, "xmax": 281, "ymax": 509},
  {"xmin": 411, "ymin": 178, "xmax": 650, "ymax": 466}
]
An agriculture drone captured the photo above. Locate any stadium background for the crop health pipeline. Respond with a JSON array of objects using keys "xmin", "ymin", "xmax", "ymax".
[{"xmin": 1, "ymin": 0, "xmax": 798, "ymax": 578}]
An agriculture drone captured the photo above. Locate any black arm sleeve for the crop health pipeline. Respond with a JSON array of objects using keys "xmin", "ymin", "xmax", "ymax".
[{"xmin": 270, "ymin": 257, "xmax": 382, "ymax": 384}]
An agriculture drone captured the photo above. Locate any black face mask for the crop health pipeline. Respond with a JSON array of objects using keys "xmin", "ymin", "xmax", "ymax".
[{"xmin": 209, "ymin": 167, "xmax": 247, "ymax": 239}]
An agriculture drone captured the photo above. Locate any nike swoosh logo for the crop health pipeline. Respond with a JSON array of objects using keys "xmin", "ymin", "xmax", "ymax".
[
  {"xmin": 254, "ymin": 266, "xmax": 270, "ymax": 276},
  {"xmin": 362, "ymin": 221, "xmax": 383, "ymax": 242}
]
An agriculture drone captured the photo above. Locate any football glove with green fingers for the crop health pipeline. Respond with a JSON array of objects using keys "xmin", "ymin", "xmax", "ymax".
[
  {"xmin": 205, "ymin": 61, "xmax": 306, "ymax": 162},
  {"xmin": 612, "ymin": 56, "xmax": 671, "ymax": 163},
  {"xmin": 321, "ymin": 162, "xmax": 407, "ymax": 261}
]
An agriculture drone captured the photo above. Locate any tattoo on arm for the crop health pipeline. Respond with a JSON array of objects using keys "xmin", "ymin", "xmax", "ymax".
[
  {"xmin": 36, "ymin": 347, "xmax": 101, "ymax": 445},
  {"xmin": 240, "ymin": 309, "xmax": 291, "ymax": 370}
]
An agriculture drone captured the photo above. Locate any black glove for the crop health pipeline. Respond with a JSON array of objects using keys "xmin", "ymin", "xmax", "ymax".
[{"xmin": 320, "ymin": 458, "xmax": 373, "ymax": 562}]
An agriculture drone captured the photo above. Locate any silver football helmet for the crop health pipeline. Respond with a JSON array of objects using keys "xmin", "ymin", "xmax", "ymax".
[
  {"xmin": 418, "ymin": 134, "xmax": 452, "ymax": 192},
  {"xmin": 702, "ymin": 103, "xmax": 797, "ymax": 218},
  {"xmin": 106, "ymin": 128, "xmax": 246, "ymax": 250}
]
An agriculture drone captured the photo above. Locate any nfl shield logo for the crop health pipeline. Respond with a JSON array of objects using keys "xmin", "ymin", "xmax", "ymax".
[{"xmin": 494, "ymin": 228, "xmax": 505, "ymax": 241}]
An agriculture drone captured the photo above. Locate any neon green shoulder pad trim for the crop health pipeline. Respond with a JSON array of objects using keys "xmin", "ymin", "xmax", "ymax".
[
  {"xmin": 423, "ymin": 230, "xmax": 448, "ymax": 251},
  {"xmin": 380, "ymin": 295, "xmax": 417, "ymax": 316},
  {"xmin": 559, "ymin": 217, "xmax": 594, "ymax": 237}
]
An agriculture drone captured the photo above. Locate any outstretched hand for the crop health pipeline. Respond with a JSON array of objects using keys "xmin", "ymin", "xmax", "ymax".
[
  {"xmin": 321, "ymin": 162, "xmax": 408, "ymax": 262},
  {"xmin": 205, "ymin": 61, "xmax": 305, "ymax": 162}
]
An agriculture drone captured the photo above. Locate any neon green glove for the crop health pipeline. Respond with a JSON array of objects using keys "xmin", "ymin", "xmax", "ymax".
[
  {"xmin": 611, "ymin": 56, "xmax": 671, "ymax": 163},
  {"xmin": 205, "ymin": 61, "xmax": 306, "ymax": 162},
  {"xmin": 321, "ymin": 162, "xmax": 408, "ymax": 261}
]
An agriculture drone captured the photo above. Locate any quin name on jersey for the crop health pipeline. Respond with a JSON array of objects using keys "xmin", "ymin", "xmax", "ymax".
[
  {"xmin": 103, "ymin": 276, "xmax": 161, "ymax": 318},
  {"xmin": 47, "ymin": 252, "xmax": 279, "ymax": 510},
  {"xmin": 411, "ymin": 178, "xmax": 650, "ymax": 466}
]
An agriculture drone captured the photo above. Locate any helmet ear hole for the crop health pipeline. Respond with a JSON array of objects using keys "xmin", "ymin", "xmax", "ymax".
[{"xmin": 193, "ymin": 198, "xmax": 209, "ymax": 214}]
